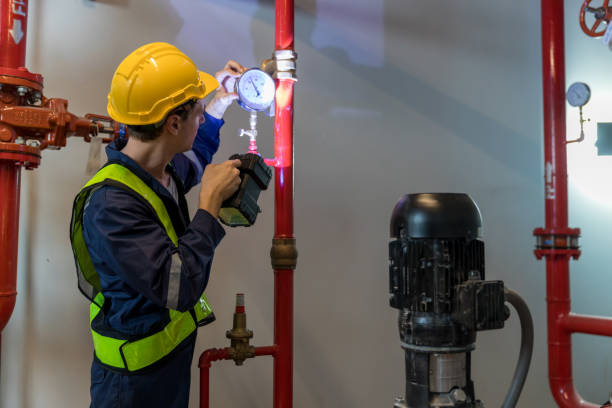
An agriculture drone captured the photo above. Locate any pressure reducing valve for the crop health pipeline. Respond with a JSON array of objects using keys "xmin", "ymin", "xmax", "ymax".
[{"xmin": 219, "ymin": 153, "xmax": 272, "ymax": 227}]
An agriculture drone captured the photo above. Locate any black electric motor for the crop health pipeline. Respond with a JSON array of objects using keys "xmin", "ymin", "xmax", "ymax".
[{"xmin": 389, "ymin": 193, "xmax": 510, "ymax": 408}]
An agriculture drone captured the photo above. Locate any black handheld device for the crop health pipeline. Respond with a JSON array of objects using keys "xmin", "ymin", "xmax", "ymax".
[{"xmin": 219, "ymin": 153, "xmax": 272, "ymax": 227}]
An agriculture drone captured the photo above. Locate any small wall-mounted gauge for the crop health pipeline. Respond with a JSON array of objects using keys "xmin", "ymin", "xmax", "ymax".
[
  {"xmin": 236, "ymin": 68, "xmax": 275, "ymax": 112},
  {"xmin": 567, "ymin": 82, "xmax": 591, "ymax": 107}
]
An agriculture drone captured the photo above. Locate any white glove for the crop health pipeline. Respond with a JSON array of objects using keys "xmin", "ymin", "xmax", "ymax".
[{"xmin": 205, "ymin": 60, "xmax": 246, "ymax": 119}]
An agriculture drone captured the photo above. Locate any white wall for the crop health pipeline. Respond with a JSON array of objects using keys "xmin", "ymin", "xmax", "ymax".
[{"xmin": 2, "ymin": 0, "xmax": 611, "ymax": 406}]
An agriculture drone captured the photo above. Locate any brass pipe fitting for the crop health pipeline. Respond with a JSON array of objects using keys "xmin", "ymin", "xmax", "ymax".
[
  {"xmin": 226, "ymin": 294, "xmax": 255, "ymax": 366},
  {"xmin": 270, "ymin": 238, "xmax": 298, "ymax": 270},
  {"xmin": 260, "ymin": 50, "xmax": 298, "ymax": 81}
]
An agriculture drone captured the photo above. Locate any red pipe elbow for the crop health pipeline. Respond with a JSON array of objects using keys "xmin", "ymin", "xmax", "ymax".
[
  {"xmin": 0, "ymin": 294, "xmax": 16, "ymax": 333},
  {"xmin": 198, "ymin": 348, "xmax": 230, "ymax": 369},
  {"xmin": 549, "ymin": 379, "xmax": 599, "ymax": 408}
]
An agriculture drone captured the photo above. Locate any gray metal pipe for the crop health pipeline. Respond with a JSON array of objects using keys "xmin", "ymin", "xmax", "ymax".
[{"xmin": 501, "ymin": 288, "xmax": 534, "ymax": 408}]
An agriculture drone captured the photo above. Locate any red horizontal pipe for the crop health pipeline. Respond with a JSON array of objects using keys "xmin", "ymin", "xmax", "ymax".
[
  {"xmin": 255, "ymin": 345, "xmax": 278, "ymax": 357},
  {"xmin": 561, "ymin": 314, "xmax": 612, "ymax": 337},
  {"xmin": 0, "ymin": 161, "xmax": 20, "ymax": 333},
  {"xmin": 0, "ymin": 0, "xmax": 28, "ymax": 69}
]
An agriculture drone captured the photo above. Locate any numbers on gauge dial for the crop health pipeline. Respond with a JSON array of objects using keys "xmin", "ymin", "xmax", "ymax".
[
  {"xmin": 236, "ymin": 69, "xmax": 275, "ymax": 111},
  {"xmin": 567, "ymin": 82, "xmax": 591, "ymax": 107}
]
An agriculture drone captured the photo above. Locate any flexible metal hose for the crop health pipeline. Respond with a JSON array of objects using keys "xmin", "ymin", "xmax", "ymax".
[{"xmin": 501, "ymin": 288, "xmax": 534, "ymax": 408}]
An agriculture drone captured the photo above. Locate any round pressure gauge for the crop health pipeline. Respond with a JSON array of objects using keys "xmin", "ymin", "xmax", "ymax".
[
  {"xmin": 236, "ymin": 68, "xmax": 275, "ymax": 112},
  {"xmin": 567, "ymin": 82, "xmax": 591, "ymax": 107}
]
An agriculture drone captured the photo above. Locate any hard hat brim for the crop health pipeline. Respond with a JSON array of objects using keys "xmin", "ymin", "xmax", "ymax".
[{"xmin": 199, "ymin": 70, "xmax": 219, "ymax": 100}]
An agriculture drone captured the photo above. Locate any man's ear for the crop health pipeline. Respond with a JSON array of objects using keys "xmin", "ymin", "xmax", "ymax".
[{"xmin": 164, "ymin": 114, "xmax": 180, "ymax": 136}]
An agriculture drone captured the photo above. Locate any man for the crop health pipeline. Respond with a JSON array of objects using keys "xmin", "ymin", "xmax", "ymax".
[{"xmin": 70, "ymin": 42, "xmax": 245, "ymax": 407}]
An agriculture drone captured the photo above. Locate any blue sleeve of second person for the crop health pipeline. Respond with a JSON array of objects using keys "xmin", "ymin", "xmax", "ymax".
[{"xmin": 172, "ymin": 112, "xmax": 225, "ymax": 192}]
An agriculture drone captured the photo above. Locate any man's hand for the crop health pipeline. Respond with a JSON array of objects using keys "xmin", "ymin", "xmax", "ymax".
[
  {"xmin": 199, "ymin": 159, "xmax": 242, "ymax": 218},
  {"xmin": 205, "ymin": 60, "xmax": 247, "ymax": 119}
]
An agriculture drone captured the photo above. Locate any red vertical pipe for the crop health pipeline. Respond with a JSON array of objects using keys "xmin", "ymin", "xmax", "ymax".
[
  {"xmin": 275, "ymin": 0, "xmax": 294, "ymax": 50},
  {"xmin": 201, "ymin": 363, "xmax": 210, "ymax": 408},
  {"xmin": 0, "ymin": 161, "xmax": 21, "ymax": 334},
  {"xmin": 273, "ymin": 0, "xmax": 295, "ymax": 407},
  {"xmin": 0, "ymin": 0, "xmax": 28, "ymax": 385},
  {"xmin": 541, "ymin": 0, "xmax": 568, "ymax": 229},
  {"xmin": 273, "ymin": 266, "xmax": 293, "ymax": 408},
  {"xmin": 541, "ymin": 1, "xmax": 597, "ymax": 406},
  {"xmin": 0, "ymin": 0, "xmax": 28, "ymax": 68}
]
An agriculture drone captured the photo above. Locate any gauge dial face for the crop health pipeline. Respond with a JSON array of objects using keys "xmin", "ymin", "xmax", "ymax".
[
  {"xmin": 236, "ymin": 68, "xmax": 275, "ymax": 111},
  {"xmin": 567, "ymin": 82, "xmax": 591, "ymax": 107}
]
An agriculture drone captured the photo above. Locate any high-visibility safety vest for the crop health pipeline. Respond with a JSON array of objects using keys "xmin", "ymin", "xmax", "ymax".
[{"xmin": 70, "ymin": 162, "xmax": 215, "ymax": 372}]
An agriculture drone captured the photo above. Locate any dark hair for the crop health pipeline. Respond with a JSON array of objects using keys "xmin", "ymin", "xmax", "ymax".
[{"xmin": 127, "ymin": 99, "xmax": 198, "ymax": 141}]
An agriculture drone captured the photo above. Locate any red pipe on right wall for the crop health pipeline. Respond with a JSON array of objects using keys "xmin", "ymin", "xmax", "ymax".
[{"xmin": 538, "ymin": 1, "xmax": 612, "ymax": 407}]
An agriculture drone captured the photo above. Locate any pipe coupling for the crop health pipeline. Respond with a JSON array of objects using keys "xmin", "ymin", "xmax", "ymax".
[
  {"xmin": 273, "ymin": 50, "xmax": 298, "ymax": 81},
  {"xmin": 271, "ymin": 238, "xmax": 298, "ymax": 270}
]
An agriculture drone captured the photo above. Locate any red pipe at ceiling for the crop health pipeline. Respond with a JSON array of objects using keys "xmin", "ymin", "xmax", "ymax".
[{"xmin": 538, "ymin": 1, "xmax": 612, "ymax": 406}]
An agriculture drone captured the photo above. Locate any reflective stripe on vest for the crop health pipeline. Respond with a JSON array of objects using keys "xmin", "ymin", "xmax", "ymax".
[{"xmin": 70, "ymin": 163, "xmax": 215, "ymax": 372}]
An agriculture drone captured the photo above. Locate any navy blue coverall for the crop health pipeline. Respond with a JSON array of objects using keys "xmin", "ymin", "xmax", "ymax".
[{"xmin": 83, "ymin": 112, "xmax": 226, "ymax": 408}]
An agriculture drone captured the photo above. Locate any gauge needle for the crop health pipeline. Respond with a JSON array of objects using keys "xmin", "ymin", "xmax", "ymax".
[{"xmin": 249, "ymin": 78, "xmax": 261, "ymax": 96}]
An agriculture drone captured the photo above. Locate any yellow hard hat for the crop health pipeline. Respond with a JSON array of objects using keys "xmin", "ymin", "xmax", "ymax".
[{"xmin": 107, "ymin": 42, "xmax": 219, "ymax": 125}]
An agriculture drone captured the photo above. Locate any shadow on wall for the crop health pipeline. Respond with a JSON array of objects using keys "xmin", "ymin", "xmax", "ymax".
[
  {"xmin": 251, "ymin": 0, "xmax": 539, "ymax": 180},
  {"xmin": 82, "ymin": 0, "xmax": 131, "ymax": 7},
  {"xmin": 77, "ymin": 0, "xmax": 185, "ymax": 56}
]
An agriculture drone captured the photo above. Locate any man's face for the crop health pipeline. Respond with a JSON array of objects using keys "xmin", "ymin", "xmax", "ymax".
[{"xmin": 175, "ymin": 99, "xmax": 205, "ymax": 152}]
